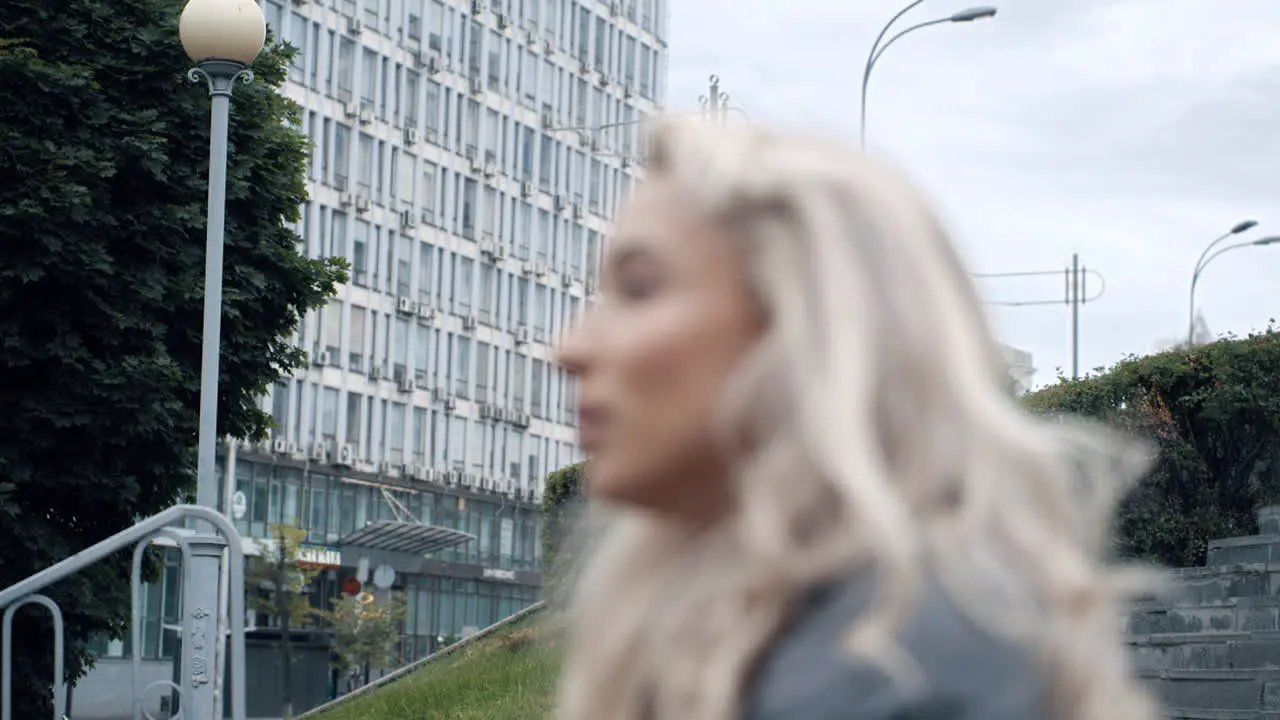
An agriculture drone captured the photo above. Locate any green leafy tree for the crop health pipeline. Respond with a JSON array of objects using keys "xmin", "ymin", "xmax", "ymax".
[
  {"xmin": 0, "ymin": 2, "xmax": 344, "ymax": 716},
  {"xmin": 318, "ymin": 592, "xmax": 405, "ymax": 689},
  {"xmin": 247, "ymin": 525, "xmax": 322, "ymax": 719},
  {"xmin": 540, "ymin": 462, "xmax": 587, "ymax": 599},
  {"xmin": 1024, "ymin": 326, "xmax": 1280, "ymax": 567}
]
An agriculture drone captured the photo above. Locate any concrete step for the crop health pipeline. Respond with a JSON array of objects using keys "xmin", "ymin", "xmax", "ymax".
[
  {"xmin": 1130, "ymin": 633, "xmax": 1280, "ymax": 671},
  {"xmin": 1136, "ymin": 668, "xmax": 1280, "ymax": 713},
  {"xmin": 1167, "ymin": 565, "xmax": 1280, "ymax": 604},
  {"xmin": 1163, "ymin": 709, "xmax": 1280, "ymax": 719},
  {"xmin": 1208, "ymin": 538, "xmax": 1280, "ymax": 567},
  {"xmin": 1129, "ymin": 599, "xmax": 1280, "ymax": 635}
]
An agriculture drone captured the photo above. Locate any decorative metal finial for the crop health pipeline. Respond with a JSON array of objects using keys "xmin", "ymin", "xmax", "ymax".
[{"xmin": 188, "ymin": 60, "xmax": 256, "ymax": 98}]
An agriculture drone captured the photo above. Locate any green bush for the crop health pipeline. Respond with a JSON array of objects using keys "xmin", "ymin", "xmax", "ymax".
[
  {"xmin": 1024, "ymin": 327, "xmax": 1280, "ymax": 567},
  {"xmin": 540, "ymin": 463, "xmax": 586, "ymax": 596}
]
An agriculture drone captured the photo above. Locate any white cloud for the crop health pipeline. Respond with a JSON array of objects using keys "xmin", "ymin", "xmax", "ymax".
[{"xmin": 667, "ymin": 0, "xmax": 1280, "ymax": 384}]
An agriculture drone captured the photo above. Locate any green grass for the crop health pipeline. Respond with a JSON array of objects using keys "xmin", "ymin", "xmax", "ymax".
[{"xmin": 312, "ymin": 613, "xmax": 563, "ymax": 720}]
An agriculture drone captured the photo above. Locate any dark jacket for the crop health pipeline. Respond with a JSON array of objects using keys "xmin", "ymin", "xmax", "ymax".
[{"xmin": 742, "ymin": 574, "xmax": 1047, "ymax": 719}]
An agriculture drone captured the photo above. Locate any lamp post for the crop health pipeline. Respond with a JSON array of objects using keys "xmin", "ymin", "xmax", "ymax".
[
  {"xmin": 178, "ymin": 1, "xmax": 266, "ymax": 718},
  {"xmin": 1188, "ymin": 231, "xmax": 1278, "ymax": 346},
  {"xmin": 859, "ymin": 3, "xmax": 997, "ymax": 148}
]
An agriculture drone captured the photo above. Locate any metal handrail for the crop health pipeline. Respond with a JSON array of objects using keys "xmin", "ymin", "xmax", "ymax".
[{"xmin": 0, "ymin": 504, "xmax": 248, "ymax": 720}]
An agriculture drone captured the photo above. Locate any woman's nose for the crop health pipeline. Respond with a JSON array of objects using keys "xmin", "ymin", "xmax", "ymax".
[{"xmin": 555, "ymin": 319, "xmax": 590, "ymax": 375}]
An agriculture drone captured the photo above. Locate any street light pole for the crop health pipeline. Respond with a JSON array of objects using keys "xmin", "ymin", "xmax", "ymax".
[
  {"xmin": 1186, "ymin": 219, "xmax": 1259, "ymax": 346},
  {"xmin": 699, "ymin": 74, "xmax": 731, "ymax": 124},
  {"xmin": 1188, "ymin": 234, "xmax": 1279, "ymax": 346},
  {"xmin": 178, "ymin": 1, "xmax": 267, "ymax": 718},
  {"xmin": 859, "ymin": 4, "xmax": 997, "ymax": 148}
]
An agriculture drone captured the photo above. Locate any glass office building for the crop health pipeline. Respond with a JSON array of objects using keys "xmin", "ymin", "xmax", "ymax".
[{"xmin": 79, "ymin": 0, "xmax": 668, "ymax": 708}]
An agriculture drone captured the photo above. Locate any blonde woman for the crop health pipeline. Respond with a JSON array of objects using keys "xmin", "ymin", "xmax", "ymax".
[{"xmin": 553, "ymin": 118, "xmax": 1159, "ymax": 720}]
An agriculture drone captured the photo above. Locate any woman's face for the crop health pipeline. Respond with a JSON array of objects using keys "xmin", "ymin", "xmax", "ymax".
[{"xmin": 556, "ymin": 180, "xmax": 763, "ymax": 518}]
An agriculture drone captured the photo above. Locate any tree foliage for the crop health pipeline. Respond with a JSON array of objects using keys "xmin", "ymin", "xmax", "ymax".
[
  {"xmin": 540, "ymin": 462, "xmax": 587, "ymax": 579},
  {"xmin": 1024, "ymin": 326, "xmax": 1280, "ymax": 567},
  {"xmin": 247, "ymin": 525, "xmax": 321, "ymax": 719},
  {"xmin": 318, "ymin": 592, "xmax": 405, "ymax": 687},
  {"xmin": 247, "ymin": 525, "xmax": 321, "ymax": 629},
  {"xmin": 0, "ymin": 1, "xmax": 343, "ymax": 715}
]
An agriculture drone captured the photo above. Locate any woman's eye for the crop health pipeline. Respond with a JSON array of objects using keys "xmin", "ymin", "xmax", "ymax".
[{"xmin": 616, "ymin": 273, "xmax": 663, "ymax": 300}]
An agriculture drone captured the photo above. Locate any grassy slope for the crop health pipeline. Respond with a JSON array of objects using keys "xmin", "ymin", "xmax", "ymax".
[{"xmin": 312, "ymin": 614, "xmax": 563, "ymax": 720}]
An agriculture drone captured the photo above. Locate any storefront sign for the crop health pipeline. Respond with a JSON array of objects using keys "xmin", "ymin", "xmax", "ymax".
[
  {"xmin": 296, "ymin": 545, "xmax": 342, "ymax": 568},
  {"xmin": 482, "ymin": 568, "xmax": 517, "ymax": 582}
]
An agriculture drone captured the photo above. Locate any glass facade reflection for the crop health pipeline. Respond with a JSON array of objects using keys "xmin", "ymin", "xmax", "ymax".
[{"xmin": 91, "ymin": 452, "xmax": 543, "ymax": 665}]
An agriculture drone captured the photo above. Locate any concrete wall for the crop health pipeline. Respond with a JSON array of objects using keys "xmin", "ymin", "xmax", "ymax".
[{"xmin": 74, "ymin": 659, "xmax": 173, "ymax": 720}]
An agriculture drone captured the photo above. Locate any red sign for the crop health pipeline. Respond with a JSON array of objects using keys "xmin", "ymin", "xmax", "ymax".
[{"xmin": 341, "ymin": 576, "xmax": 362, "ymax": 596}]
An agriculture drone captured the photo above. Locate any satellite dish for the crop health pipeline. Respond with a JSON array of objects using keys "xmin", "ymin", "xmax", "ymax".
[{"xmin": 372, "ymin": 564, "xmax": 396, "ymax": 589}]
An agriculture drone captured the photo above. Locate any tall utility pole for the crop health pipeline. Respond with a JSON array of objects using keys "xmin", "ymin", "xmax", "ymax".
[{"xmin": 973, "ymin": 253, "xmax": 1104, "ymax": 380}]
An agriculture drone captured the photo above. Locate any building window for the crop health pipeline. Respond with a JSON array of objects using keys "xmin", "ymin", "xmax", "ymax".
[
  {"xmin": 321, "ymin": 387, "xmax": 339, "ymax": 444},
  {"xmin": 388, "ymin": 402, "xmax": 406, "ymax": 464},
  {"xmin": 530, "ymin": 359, "xmax": 544, "ymax": 418},
  {"xmin": 351, "ymin": 220, "xmax": 370, "ymax": 285},
  {"xmin": 414, "ymin": 327, "xmax": 430, "ymax": 384},
  {"xmin": 393, "ymin": 317, "xmax": 410, "ymax": 381},
  {"xmin": 349, "ymin": 304, "xmax": 367, "ymax": 372},
  {"xmin": 475, "ymin": 342, "xmax": 491, "ymax": 404},
  {"xmin": 345, "ymin": 391, "xmax": 363, "ymax": 448}
]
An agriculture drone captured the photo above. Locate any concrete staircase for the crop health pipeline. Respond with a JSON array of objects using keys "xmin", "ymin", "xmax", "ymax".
[{"xmin": 1129, "ymin": 508, "xmax": 1280, "ymax": 718}]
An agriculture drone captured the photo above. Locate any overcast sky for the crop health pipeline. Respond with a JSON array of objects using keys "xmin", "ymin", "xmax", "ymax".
[{"xmin": 664, "ymin": 0, "xmax": 1280, "ymax": 385}]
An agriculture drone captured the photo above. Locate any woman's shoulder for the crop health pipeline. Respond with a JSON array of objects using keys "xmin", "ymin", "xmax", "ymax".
[{"xmin": 742, "ymin": 572, "xmax": 1046, "ymax": 719}]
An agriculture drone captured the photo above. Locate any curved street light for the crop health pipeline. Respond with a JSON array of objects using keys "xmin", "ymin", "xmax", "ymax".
[
  {"xmin": 859, "ymin": 3, "xmax": 997, "ymax": 148},
  {"xmin": 1187, "ymin": 232, "xmax": 1279, "ymax": 346},
  {"xmin": 1185, "ymin": 219, "xmax": 1259, "ymax": 345}
]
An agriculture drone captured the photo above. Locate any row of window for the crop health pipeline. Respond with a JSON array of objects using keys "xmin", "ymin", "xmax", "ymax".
[
  {"xmin": 268, "ymin": 0, "xmax": 662, "ymax": 141},
  {"xmin": 221, "ymin": 459, "xmax": 544, "ymax": 569},
  {"xmin": 89, "ymin": 562, "xmax": 541, "ymax": 662},
  {"xmin": 267, "ymin": 374, "xmax": 583, "ymax": 480},
  {"xmin": 266, "ymin": 0, "xmax": 667, "ymax": 101},
  {"xmin": 312, "ymin": 205, "xmax": 602, "ymax": 297},
  {"xmin": 307, "ymin": 299, "xmax": 579, "ymax": 403},
  {"xmin": 303, "ymin": 129, "xmax": 625, "ymax": 257},
  {"xmin": 307, "ymin": 107, "xmax": 639, "ymax": 218}
]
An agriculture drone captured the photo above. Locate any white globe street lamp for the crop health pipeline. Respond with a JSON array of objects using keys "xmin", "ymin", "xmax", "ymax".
[{"xmin": 176, "ymin": 1, "xmax": 266, "ymax": 719}]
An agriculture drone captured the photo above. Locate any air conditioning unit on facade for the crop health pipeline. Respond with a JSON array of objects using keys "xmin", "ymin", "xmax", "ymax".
[{"xmin": 334, "ymin": 443, "xmax": 356, "ymax": 468}]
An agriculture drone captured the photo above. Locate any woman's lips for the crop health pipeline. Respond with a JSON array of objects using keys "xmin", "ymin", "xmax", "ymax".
[{"xmin": 577, "ymin": 405, "xmax": 609, "ymax": 451}]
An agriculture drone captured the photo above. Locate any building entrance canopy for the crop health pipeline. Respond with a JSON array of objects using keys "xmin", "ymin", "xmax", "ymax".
[
  {"xmin": 331, "ymin": 481, "xmax": 476, "ymax": 575},
  {"xmin": 337, "ymin": 520, "xmax": 473, "ymax": 557}
]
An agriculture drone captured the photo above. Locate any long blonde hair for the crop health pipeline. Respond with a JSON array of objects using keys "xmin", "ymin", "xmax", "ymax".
[{"xmin": 557, "ymin": 118, "xmax": 1159, "ymax": 720}]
